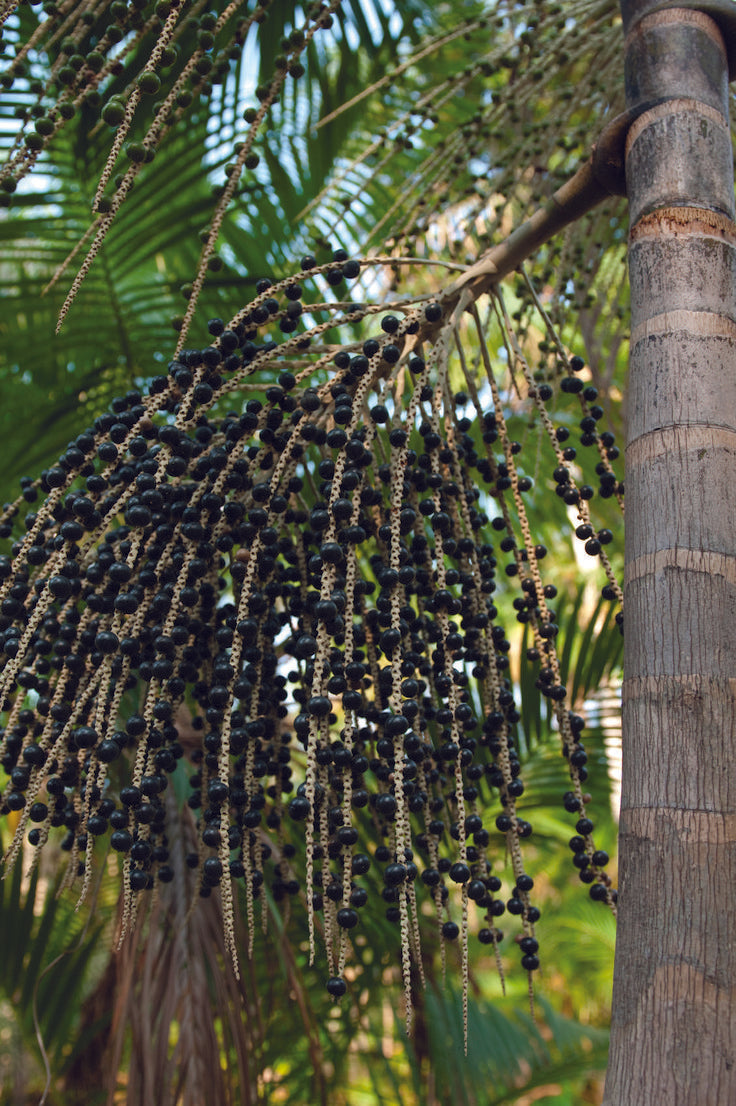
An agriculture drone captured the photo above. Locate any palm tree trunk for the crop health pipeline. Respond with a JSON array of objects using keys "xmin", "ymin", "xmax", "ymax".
[{"xmin": 605, "ymin": 3, "xmax": 736, "ymax": 1102}]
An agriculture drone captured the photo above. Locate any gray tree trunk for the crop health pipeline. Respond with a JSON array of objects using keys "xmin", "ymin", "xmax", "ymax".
[{"xmin": 604, "ymin": 3, "xmax": 736, "ymax": 1103}]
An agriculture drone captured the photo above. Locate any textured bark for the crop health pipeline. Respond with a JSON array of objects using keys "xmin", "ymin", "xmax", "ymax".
[{"xmin": 604, "ymin": 4, "xmax": 736, "ymax": 1104}]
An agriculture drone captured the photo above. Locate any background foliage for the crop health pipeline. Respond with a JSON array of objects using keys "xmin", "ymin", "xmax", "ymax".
[{"xmin": 0, "ymin": 0, "xmax": 630, "ymax": 1102}]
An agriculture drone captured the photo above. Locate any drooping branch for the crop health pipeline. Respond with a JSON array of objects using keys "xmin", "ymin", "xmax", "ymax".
[
  {"xmin": 440, "ymin": 112, "xmax": 629, "ymax": 318},
  {"xmin": 0, "ymin": 249, "xmax": 624, "ymax": 1034}
]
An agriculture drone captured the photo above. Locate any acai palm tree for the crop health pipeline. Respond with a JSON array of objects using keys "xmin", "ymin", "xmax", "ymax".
[{"xmin": 0, "ymin": 2, "xmax": 733, "ymax": 1104}]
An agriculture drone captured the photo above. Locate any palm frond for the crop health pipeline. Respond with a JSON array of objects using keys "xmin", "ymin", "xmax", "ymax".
[
  {"xmin": 407, "ymin": 984, "xmax": 608, "ymax": 1106},
  {"xmin": 0, "ymin": 856, "xmax": 104, "ymax": 1079}
]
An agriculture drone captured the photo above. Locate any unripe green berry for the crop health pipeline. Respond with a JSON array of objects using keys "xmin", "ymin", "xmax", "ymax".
[
  {"xmin": 102, "ymin": 100, "xmax": 126, "ymax": 126},
  {"xmin": 137, "ymin": 72, "xmax": 161, "ymax": 95}
]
